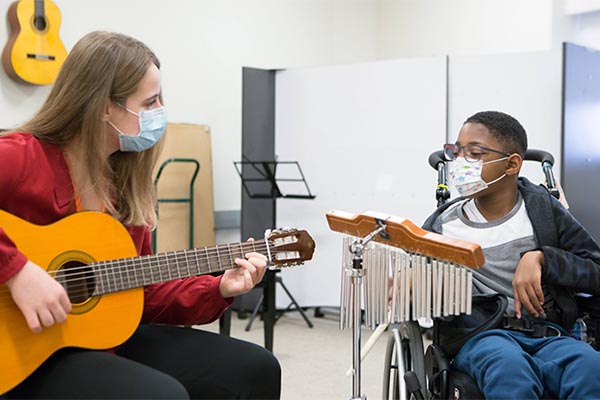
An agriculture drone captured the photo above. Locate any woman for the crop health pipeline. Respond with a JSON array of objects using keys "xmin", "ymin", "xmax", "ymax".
[{"xmin": 0, "ymin": 31, "xmax": 280, "ymax": 399}]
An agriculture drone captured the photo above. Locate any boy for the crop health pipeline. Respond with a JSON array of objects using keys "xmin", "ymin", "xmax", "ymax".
[{"xmin": 423, "ymin": 111, "xmax": 600, "ymax": 399}]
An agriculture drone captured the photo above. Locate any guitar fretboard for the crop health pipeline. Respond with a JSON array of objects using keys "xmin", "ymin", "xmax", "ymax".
[
  {"xmin": 33, "ymin": 0, "xmax": 46, "ymax": 29},
  {"xmin": 87, "ymin": 240, "xmax": 269, "ymax": 295}
]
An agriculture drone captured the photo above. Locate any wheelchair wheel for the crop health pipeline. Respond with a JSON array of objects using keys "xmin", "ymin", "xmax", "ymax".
[{"xmin": 382, "ymin": 321, "xmax": 427, "ymax": 400}]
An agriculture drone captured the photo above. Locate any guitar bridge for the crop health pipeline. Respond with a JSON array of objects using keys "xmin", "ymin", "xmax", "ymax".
[{"xmin": 26, "ymin": 53, "xmax": 56, "ymax": 61}]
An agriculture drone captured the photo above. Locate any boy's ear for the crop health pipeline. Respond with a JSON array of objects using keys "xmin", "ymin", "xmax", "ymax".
[{"xmin": 506, "ymin": 153, "xmax": 522, "ymax": 176}]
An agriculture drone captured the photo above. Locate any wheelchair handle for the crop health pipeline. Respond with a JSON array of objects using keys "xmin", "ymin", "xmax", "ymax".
[
  {"xmin": 525, "ymin": 149, "xmax": 560, "ymax": 200},
  {"xmin": 428, "ymin": 150, "xmax": 446, "ymax": 170},
  {"xmin": 428, "ymin": 150, "xmax": 450, "ymax": 206},
  {"xmin": 525, "ymin": 149, "xmax": 555, "ymax": 166}
]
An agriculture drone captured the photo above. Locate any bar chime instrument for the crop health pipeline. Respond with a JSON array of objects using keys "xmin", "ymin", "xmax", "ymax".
[{"xmin": 326, "ymin": 210, "xmax": 485, "ymax": 400}]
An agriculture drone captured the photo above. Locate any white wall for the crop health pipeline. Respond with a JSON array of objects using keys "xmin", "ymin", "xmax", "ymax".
[
  {"xmin": 0, "ymin": 0, "xmax": 378, "ymax": 213},
  {"xmin": 567, "ymin": 9, "xmax": 600, "ymax": 49},
  {"xmin": 565, "ymin": 0, "xmax": 600, "ymax": 15},
  {"xmin": 374, "ymin": 0, "xmax": 600, "ymax": 68},
  {"xmin": 377, "ymin": 0, "xmax": 556, "ymax": 59}
]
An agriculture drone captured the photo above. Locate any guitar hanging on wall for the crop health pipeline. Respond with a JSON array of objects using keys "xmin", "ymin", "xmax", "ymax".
[{"xmin": 1, "ymin": 0, "xmax": 67, "ymax": 85}]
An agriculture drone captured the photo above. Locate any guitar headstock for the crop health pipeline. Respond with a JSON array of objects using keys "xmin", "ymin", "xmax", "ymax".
[{"xmin": 265, "ymin": 228, "xmax": 316, "ymax": 268}]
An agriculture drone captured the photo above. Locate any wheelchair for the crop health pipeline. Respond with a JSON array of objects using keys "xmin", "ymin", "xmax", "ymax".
[{"xmin": 382, "ymin": 149, "xmax": 600, "ymax": 400}]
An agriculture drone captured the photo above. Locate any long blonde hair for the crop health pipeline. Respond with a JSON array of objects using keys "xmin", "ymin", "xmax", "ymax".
[{"xmin": 17, "ymin": 31, "xmax": 163, "ymax": 228}]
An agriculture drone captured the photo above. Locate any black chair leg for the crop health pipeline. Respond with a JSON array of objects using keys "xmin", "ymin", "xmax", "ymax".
[
  {"xmin": 219, "ymin": 308, "xmax": 231, "ymax": 336},
  {"xmin": 263, "ymin": 271, "xmax": 276, "ymax": 351}
]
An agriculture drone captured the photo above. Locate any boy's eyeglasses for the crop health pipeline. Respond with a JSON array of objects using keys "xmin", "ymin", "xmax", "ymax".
[{"xmin": 443, "ymin": 143, "xmax": 511, "ymax": 163}]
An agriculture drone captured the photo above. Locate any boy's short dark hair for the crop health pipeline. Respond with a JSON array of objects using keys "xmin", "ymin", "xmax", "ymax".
[{"xmin": 464, "ymin": 111, "xmax": 528, "ymax": 157}]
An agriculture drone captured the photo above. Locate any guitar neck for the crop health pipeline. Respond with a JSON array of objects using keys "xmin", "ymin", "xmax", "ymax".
[
  {"xmin": 90, "ymin": 239, "xmax": 269, "ymax": 295},
  {"xmin": 33, "ymin": 0, "xmax": 45, "ymax": 30},
  {"xmin": 35, "ymin": 0, "xmax": 45, "ymax": 15}
]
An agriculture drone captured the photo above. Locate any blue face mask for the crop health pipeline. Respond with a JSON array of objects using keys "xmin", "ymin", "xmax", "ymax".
[{"xmin": 108, "ymin": 106, "xmax": 167, "ymax": 152}]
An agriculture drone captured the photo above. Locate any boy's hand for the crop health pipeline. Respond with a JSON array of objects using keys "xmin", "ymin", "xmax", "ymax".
[{"xmin": 512, "ymin": 250, "xmax": 544, "ymax": 319}]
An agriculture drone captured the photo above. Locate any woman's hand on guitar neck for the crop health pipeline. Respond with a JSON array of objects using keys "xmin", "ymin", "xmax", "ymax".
[
  {"xmin": 219, "ymin": 250, "xmax": 268, "ymax": 299},
  {"xmin": 5, "ymin": 261, "xmax": 72, "ymax": 333}
]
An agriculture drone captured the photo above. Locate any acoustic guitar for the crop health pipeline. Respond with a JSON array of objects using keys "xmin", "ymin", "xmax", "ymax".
[
  {"xmin": 0, "ymin": 210, "xmax": 315, "ymax": 394},
  {"xmin": 1, "ymin": 0, "xmax": 67, "ymax": 85}
]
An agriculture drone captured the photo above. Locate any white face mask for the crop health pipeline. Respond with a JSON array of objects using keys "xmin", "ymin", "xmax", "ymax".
[
  {"xmin": 108, "ymin": 106, "xmax": 167, "ymax": 152},
  {"xmin": 448, "ymin": 156, "xmax": 508, "ymax": 197}
]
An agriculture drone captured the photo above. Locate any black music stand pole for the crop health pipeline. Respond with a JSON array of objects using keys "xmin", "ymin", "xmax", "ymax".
[{"xmin": 234, "ymin": 160, "xmax": 315, "ymax": 351}]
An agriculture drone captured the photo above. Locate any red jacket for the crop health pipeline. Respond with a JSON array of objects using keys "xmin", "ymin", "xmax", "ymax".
[{"xmin": 0, "ymin": 132, "xmax": 232, "ymax": 325}]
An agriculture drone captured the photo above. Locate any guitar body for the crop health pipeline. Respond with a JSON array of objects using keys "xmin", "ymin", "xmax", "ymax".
[
  {"xmin": 1, "ymin": 0, "xmax": 67, "ymax": 85},
  {"xmin": 0, "ymin": 210, "xmax": 143, "ymax": 394}
]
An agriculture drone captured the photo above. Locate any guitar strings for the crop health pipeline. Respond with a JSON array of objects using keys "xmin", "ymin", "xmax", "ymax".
[
  {"xmin": 49, "ymin": 242, "xmax": 270, "ymax": 288},
  {"xmin": 0, "ymin": 243, "xmax": 271, "ymax": 304},
  {"xmin": 45, "ymin": 241, "xmax": 270, "ymax": 280},
  {"xmin": 0, "ymin": 242, "xmax": 273, "ymax": 303}
]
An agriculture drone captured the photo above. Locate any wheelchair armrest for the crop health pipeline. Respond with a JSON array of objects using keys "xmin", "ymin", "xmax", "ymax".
[
  {"xmin": 575, "ymin": 293, "xmax": 600, "ymax": 312},
  {"xmin": 425, "ymin": 345, "xmax": 450, "ymax": 399},
  {"xmin": 427, "ymin": 345, "xmax": 450, "ymax": 371},
  {"xmin": 426, "ymin": 344, "xmax": 486, "ymax": 400}
]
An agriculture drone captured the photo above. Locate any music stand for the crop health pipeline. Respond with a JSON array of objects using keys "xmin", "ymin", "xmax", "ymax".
[{"xmin": 234, "ymin": 160, "xmax": 316, "ymax": 350}]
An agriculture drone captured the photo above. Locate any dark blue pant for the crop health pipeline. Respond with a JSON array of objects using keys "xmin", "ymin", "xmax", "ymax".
[{"xmin": 453, "ymin": 328, "xmax": 600, "ymax": 399}]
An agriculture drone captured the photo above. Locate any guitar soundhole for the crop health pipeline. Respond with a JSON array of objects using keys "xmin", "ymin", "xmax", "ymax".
[
  {"xmin": 33, "ymin": 16, "xmax": 47, "ymax": 31},
  {"xmin": 55, "ymin": 261, "xmax": 97, "ymax": 304}
]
